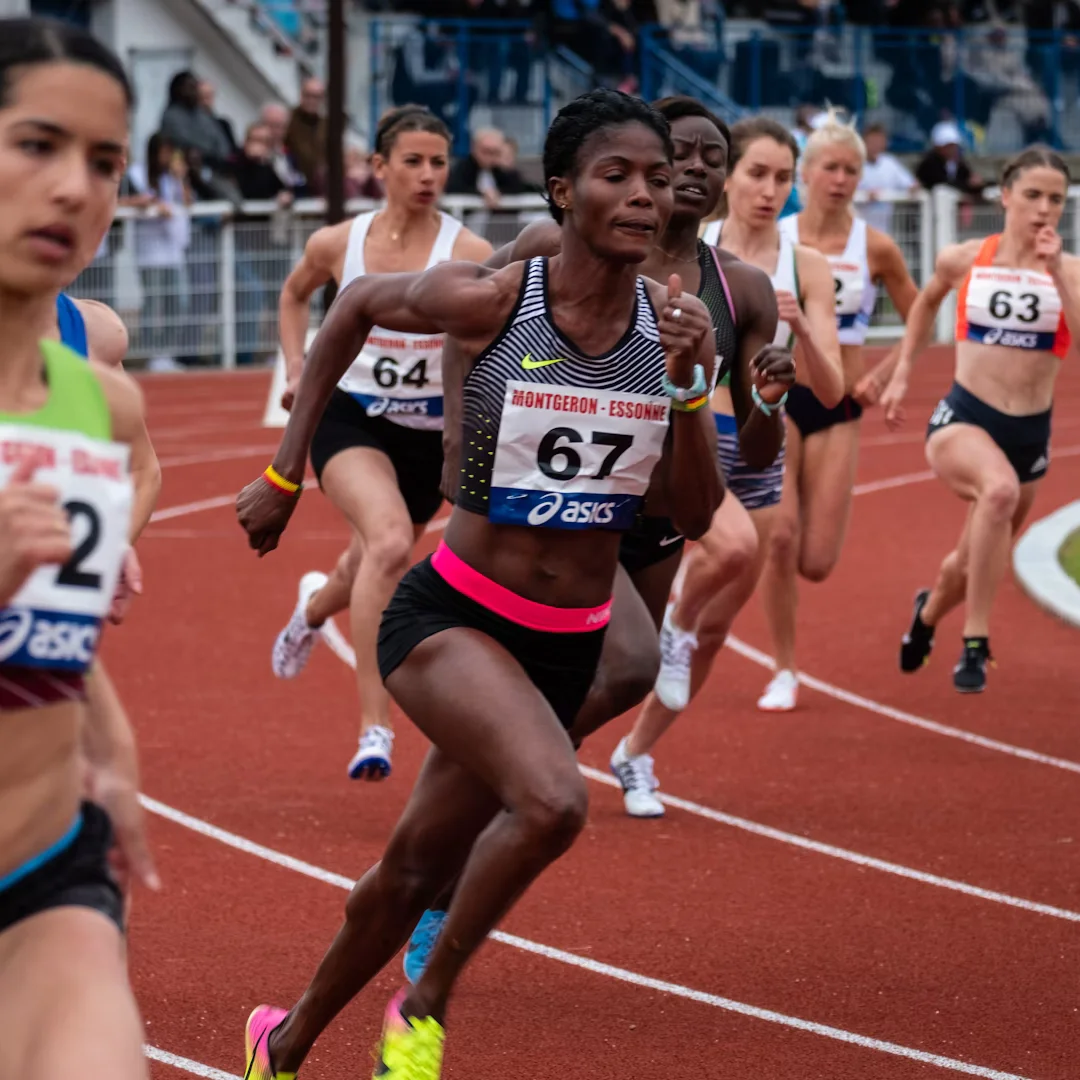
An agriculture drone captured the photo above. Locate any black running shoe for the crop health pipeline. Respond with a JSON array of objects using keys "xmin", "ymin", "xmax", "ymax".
[
  {"xmin": 900, "ymin": 588, "xmax": 935, "ymax": 672},
  {"xmin": 953, "ymin": 637, "xmax": 992, "ymax": 693}
]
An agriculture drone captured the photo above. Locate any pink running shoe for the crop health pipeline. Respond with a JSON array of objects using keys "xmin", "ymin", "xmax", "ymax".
[{"xmin": 244, "ymin": 1005, "xmax": 295, "ymax": 1080}]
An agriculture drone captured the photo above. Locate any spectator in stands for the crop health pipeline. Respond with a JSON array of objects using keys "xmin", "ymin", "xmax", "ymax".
[
  {"xmin": 915, "ymin": 120, "xmax": 987, "ymax": 197},
  {"xmin": 446, "ymin": 127, "xmax": 532, "ymax": 207},
  {"xmin": 260, "ymin": 101, "xmax": 309, "ymax": 196},
  {"xmin": 342, "ymin": 138, "xmax": 385, "ymax": 200},
  {"xmin": 233, "ymin": 121, "xmax": 295, "ymax": 365},
  {"xmin": 965, "ymin": 21, "xmax": 1053, "ymax": 144},
  {"xmin": 159, "ymin": 71, "xmax": 235, "ymax": 197},
  {"xmin": 127, "ymin": 133, "xmax": 193, "ymax": 372},
  {"xmin": 390, "ymin": 22, "xmax": 474, "ymax": 128},
  {"xmin": 198, "ymin": 79, "xmax": 239, "ymax": 159},
  {"xmin": 286, "ymin": 77, "xmax": 327, "ymax": 193},
  {"xmin": 654, "ymin": 0, "xmax": 724, "ymax": 82},
  {"xmin": 858, "ymin": 121, "xmax": 919, "ymax": 232}
]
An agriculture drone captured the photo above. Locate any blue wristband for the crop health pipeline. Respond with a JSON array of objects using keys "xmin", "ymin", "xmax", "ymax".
[
  {"xmin": 752, "ymin": 383, "xmax": 788, "ymax": 417},
  {"xmin": 661, "ymin": 364, "xmax": 707, "ymax": 402}
]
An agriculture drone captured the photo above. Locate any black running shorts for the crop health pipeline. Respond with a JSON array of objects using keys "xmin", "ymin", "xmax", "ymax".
[
  {"xmin": 926, "ymin": 382, "xmax": 1051, "ymax": 484},
  {"xmin": 310, "ymin": 388, "xmax": 445, "ymax": 523},
  {"xmin": 0, "ymin": 802, "xmax": 123, "ymax": 937},
  {"xmin": 378, "ymin": 556, "xmax": 606, "ymax": 730}
]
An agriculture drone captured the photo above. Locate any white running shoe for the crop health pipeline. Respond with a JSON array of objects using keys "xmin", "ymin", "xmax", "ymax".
[
  {"xmin": 348, "ymin": 724, "xmax": 395, "ymax": 781},
  {"xmin": 757, "ymin": 669, "xmax": 799, "ymax": 712},
  {"xmin": 609, "ymin": 736, "xmax": 665, "ymax": 818},
  {"xmin": 271, "ymin": 571, "xmax": 328, "ymax": 679},
  {"xmin": 653, "ymin": 603, "xmax": 698, "ymax": 712}
]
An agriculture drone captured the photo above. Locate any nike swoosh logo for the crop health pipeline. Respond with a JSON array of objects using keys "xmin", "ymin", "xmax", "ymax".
[
  {"xmin": 522, "ymin": 353, "xmax": 567, "ymax": 370},
  {"xmin": 659, "ymin": 534, "xmax": 684, "ymax": 546}
]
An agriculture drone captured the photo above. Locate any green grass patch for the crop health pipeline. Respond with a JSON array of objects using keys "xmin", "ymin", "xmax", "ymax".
[{"xmin": 1058, "ymin": 527, "xmax": 1080, "ymax": 587}]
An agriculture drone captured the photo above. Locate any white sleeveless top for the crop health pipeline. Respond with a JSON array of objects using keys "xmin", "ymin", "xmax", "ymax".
[
  {"xmin": 705, "ymin": 219, "xmax": 797, "ymax": 347},
  {"xmin": 780, "ymin": 214, "xmax": 875, "ymax": 346},
  {"xmin": 336, "ymin": 210, "xmax": 463, "ymax": 430}
]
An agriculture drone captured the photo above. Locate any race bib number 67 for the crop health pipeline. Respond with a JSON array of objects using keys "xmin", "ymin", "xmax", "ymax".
[
  {"xmin": 489, "ymin": 382, "xmax": 670, "ymax": 530},
  {"xmin": 0, "ymin": 424, "xmax": 132, "ymax": 673}
]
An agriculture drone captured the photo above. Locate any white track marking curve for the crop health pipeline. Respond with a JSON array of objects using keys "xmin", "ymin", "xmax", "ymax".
[
  {"xmin": 138, "ymin": 795, "xmax": 1035, "ymax": 1080},
  {"xmin": 144, "ymin": 1046, "xmax": 238, "ymax": 1079}
]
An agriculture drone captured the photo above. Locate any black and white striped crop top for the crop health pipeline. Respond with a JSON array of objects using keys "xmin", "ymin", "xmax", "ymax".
[{"xmin": 458, "ymin": 257, "xmax": 672, "ymax": 532}]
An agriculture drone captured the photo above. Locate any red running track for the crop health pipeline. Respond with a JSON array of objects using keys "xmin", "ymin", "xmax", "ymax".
[{"xmin": 109, "ymin": 349, "xmax": 1080, "ymax": 1080}]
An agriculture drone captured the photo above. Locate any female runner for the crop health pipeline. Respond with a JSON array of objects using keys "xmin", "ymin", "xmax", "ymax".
[
  {"xmin": 397, "ymin": 97, "xmax": 795, "ymax": 962},
  {"xmin": 0, "ymin": 18, "xmax": 154, "ymax": 1076},
  {"xmin": 615, "ymin": 117, "xmax": 842, "ymax": 811},
  {"xmin": 270, "ymin": 105, "xmax": 491, "ymax": 780},
  {"xmin": 881, "ymin": 147, "xmax": 1080, "ymax": 692},
  {"xmin": 750, "ymin": 112, "xmax": 918, "ymax": 711},
  {"xmin": 236, "ymin": 89, "xmax": 722, "ymax": 1080}
]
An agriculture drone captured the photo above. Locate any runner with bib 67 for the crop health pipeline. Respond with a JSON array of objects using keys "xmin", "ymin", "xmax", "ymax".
[
  {"xmin": 881, "ymin": 146, "xmax": 1080, "ymax": 693},
  {"xmin": 235, "ymin": 89, "xmax": 723, "ymax": 1080}
]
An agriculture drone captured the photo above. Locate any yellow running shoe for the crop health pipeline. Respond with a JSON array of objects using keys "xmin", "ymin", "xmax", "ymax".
[
  {"xmin": 372, "ymin": 989, "xmax": 445, "ymax": 1079},
  {"xmin": 245, "ymin": 1005, "xmax": 296, "ymax": 1080}
]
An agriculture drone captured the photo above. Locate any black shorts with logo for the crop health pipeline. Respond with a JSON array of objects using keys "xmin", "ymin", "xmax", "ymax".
[
  {"xmin": 617, "ymin": 515, "xmax": 685, "ymax": 575},
  {"xmin": 926, "ymin": 382, "xmax": 1051, "ymax": 484}
]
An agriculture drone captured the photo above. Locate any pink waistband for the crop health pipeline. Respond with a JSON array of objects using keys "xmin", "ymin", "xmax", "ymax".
[{"xmin": 431, "ymin": 540, "xmax": 611, "ymax": 633}]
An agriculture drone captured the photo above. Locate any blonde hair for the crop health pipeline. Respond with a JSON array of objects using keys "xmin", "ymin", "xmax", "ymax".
[{"xmin": 803, "ymin": 105, "xmax": 866, "ymax": 169}]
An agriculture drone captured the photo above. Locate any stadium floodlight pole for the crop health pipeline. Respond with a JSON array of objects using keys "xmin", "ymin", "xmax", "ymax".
[{"xmin": 323, "ymin": 0, "xmax": 346, "ymax": 309}]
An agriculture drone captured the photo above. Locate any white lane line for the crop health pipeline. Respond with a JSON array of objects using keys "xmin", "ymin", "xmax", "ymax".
[
  {"xmin": 149, "ymin": 495, "xmax": 239, "ymax": 523},
  {"xmin": 138, "ymin": 795, "xmax": 1034, "ymax": 1080},
  {"xmin": 144, "ymin": 1046, "xmax": 238, "ymax": 1079},
  {"xmin": 724, "ymin": 635, "xmax": 1080, "ymax": 776},
  {"xmin": 157, "ymin": 446, "xmax": 279, "ymax": 470},
  {"xmin": 316, "ymin": 614, "xmax": 1080, "ymax": 919},
  {"xmin": 580, "ymin": 766, "xmax": 1080, "ymax": 921}
]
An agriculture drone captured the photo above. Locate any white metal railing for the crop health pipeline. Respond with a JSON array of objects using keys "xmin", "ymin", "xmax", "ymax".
[{"xmin": 69, "ymin": 187, "xmax": 1066, "ymax": 368}]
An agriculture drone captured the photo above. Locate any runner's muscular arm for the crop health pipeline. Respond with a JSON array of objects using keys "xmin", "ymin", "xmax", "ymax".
[
  {"xmin": 443, "ymin": 224, "xmax": 563, "ymax": 501},
  {"xmin": 726, "ymin": 263, "xmax": 786, "ymax": 471},
  {"xmin": 786, "ymin": 246, "xmax": 844, "ymax": 407},
  {"xmin": 279, "ymin": 223, "xmax": 347, "ymax": 386},
  {"xmin": 854, "ymin": 229, "xmax": 921, "ymax": 406},
  {"xmin": 880, "ymin": 240, "xmax": 979, "ymax": 426},
  {"xmin": 1043, "ymin": 242, "xmax": 1080, "ymax": 343},
  {"xmin": 79, "ymin": 300, "xmax": 160, "ymax": 541},
  {"xmin": 272, "ymin": 261, "xmax": 521, "ymax": 486}
]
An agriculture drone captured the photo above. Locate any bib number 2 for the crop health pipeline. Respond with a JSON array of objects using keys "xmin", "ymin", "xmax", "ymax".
[{"xmin": 56, "ymin": 500, "xmax": 103, "ymax": 591}]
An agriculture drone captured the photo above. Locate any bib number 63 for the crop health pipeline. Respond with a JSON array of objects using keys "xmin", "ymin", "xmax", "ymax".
[{"xmin": 537, "ymin": 426, "xmax": 633, "ymax": 482}]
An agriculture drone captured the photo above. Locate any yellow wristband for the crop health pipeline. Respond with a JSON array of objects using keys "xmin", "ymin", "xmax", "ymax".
[
  {"xmin": 671, "ymin": 393, "xmax": 710, "ymax": 413},
  {"xmin": 264, "ymin": 464, "xmax": 302, "ymax": 495}
]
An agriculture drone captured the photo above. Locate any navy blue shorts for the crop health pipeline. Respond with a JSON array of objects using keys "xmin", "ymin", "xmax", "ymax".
[{"xmin": 927, "ymin": 382, "xmax": 1051, "ymax": 484}]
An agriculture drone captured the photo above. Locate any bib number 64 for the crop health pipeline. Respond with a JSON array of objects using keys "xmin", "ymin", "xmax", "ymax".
[{"xmin": 537, "ymin": 427, "xmax": 633, "ymax": 482}]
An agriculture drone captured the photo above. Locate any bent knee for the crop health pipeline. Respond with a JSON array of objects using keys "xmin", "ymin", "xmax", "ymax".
[
  {"xmin": 364, "ymin": 528, "xmax": 415, "ymax": 581},
  {"xmin": 797, "ymin": 552, "xmax": 838, "ymax": 584},
  {"xmin": 767, "ymin": 516, "xmax": 799, "ymax": 564},
  {"xmin": 980, "ymin": 475, "xmax": 1021, "ymax": 520},
  {"xmin": 520, "ymin": 776, "xmax": 589, "ymax": 852}
]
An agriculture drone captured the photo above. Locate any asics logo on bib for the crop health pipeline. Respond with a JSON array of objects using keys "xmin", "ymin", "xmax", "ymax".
[
  {"xmin": 0, "ymin": 609, "xmax": 32, "ymax": 663},
  {"xmin": 0, "ymin": 607, "xmax": 99, "ymax": 669},
  {"xmin": 361, "ymin": 396, "xmax": 440, "ymax": 418},
  {"xmin": 521, "ymin": 354, "xmax": 566, "ymax": 371},
  {"xmin": 979, "ymin": 326, "xmax": 1039, "ymax": 349},
  {"xmin": 524, "ymin": 491, "xmax": 618, "ymax": 527}
]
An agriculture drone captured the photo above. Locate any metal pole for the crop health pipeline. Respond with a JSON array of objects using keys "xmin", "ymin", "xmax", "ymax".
[{"xmin": 324, "ymin": 0, "xmax": 346, "ymax": 308}]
